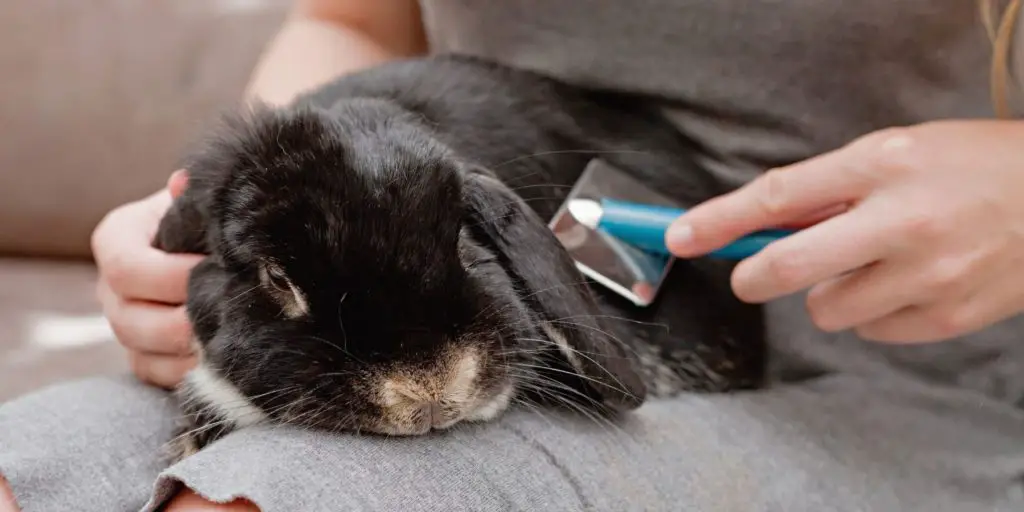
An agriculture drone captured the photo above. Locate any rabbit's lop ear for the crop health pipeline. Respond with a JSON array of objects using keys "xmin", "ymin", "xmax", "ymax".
[{"xmin": 461, "ymin": 167, "xmax": 647, "ymax": 411}]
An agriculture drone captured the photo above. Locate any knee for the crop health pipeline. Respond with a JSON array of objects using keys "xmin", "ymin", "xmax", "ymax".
[
  {"xmin": 0, "ymin": 476, "xmax": 19, "ymax": 512},
  {"xmin": 163, "ymin": 488, "xmax": 260, "ymax": 512}
]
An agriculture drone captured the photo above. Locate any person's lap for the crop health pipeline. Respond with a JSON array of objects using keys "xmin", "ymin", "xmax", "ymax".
[
  {"xmin": 3, "ymin": 293, "xmax": 1024, "ymax": 511},
  {"xmin": 3, "ymin": 363, "xmax": 1024, "ymax": 512}
]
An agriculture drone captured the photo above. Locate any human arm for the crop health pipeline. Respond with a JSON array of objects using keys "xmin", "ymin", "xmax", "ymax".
[
  {"xmin": 244, "ymin": 0, "xmax": 427, "ymax": 106},
  {"xmin": 666, "ymin": 120, "xmax": 1024, "ymax": 343}
]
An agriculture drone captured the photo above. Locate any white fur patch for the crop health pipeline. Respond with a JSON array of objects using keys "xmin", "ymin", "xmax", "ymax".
[
  {"xmin": 187, "ymin": 364, "xmax": 267, "ymax": 428},
  {"xmin": 466, "ymin": 383, "xmax": 515, "ymax": 422},
  {"xmin": 445, "ymin": 351, "xmax": 479, "ymax": 402},
  {"xmin": 541, "ymin": 322, "xmax": 581, "ymax": 369},
  {"xmin": 258, "ymin": 264, "xmax": 310, "ymax": 319},
  {"xmin": 282, "ymin": 279, "xmax": 309, "ymax": 318}
]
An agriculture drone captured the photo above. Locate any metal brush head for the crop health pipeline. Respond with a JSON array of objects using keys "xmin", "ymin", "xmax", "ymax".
[{"xmin": 548, "ymin": 159, "xmax": 679, "ymax": 307}]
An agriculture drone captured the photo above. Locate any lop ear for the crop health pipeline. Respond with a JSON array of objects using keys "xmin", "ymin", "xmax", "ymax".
[
  {"xmin": 461, "ymin": 167, "xmax": 647, "ymax": 411},
  {"xmin": 153, "ymin": 183, "xmax": 210, "ymax": 255}
]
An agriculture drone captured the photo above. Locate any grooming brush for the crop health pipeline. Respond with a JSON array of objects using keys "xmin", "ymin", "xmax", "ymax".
[{"xmin": 548, "ymin": 159, "xmax": 793, "ymax": 307}]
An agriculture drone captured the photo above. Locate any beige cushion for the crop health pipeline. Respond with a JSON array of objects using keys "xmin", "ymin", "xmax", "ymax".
[
  {"xmin": 0, "ymin": 258, "xmax": 124, "ymax": 400},
  {"xmin": 0, "ymin": 0, "xmax": 289, "ymax": 258}
]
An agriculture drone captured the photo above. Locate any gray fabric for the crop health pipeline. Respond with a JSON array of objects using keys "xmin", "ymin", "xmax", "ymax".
[
  {"xmin": 419, "ymin": 0, "xmax": 1014, "ymax": 188},
  {"xmin": 0, "ymin": 376, "xmax": 179, "ymax": 511},
  {"xmin": 0, "ymin": 298, "xmax": 1023, "ymax": 511},
  {"xmin": 5, "ymin": 1, "xmax": 1024, "ymax": 511}
]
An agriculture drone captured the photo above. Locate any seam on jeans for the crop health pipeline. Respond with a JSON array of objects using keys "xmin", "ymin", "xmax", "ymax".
[{"xmin": 502, "ymin": 424, "xmax": 591, "ymax": 512}]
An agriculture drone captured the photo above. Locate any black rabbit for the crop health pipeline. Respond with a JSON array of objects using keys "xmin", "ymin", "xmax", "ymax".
[{"xmin": 153, "ymin": 54, "xmax": 766, "ymax": 460}]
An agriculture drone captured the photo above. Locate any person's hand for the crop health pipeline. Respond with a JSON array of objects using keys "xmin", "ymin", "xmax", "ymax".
[
  {"xmin": 92, "ymin": 170, "xmax": 203, "ymax": 388},
  {"xmin": 666, "ymin": 120, "xmax": 1024, "ymax": 344}
]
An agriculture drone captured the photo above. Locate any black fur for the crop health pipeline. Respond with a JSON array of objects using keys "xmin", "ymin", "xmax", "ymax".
[{"xmin": 153, "ymin": 54, "xmax": 765, "ymax": 457}]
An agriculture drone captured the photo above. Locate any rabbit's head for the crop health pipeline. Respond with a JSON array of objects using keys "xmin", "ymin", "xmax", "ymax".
[{"xmin": 180, "ymin": 103, "xmax": 646, "ymax": 436}]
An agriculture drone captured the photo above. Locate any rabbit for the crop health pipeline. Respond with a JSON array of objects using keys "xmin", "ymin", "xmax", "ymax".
[{"xmin": 152, "ymin": 54, "xmax": 766, "ymax": 461}]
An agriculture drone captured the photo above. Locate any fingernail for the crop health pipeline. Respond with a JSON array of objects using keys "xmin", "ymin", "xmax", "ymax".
[
  {"xmin": 168, "ymin": 169, "xmax": 186, "ymax": 183},
  {"xmin": 168, "ymin": 169, "xmax": 189, "ymax": 199},
  {"xmin": 666, "ymin": 222, "xmax": 693, "ymax": 249}
]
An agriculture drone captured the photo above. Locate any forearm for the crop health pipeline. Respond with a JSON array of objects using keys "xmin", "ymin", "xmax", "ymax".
[{"xmin": 244, "ymin": 1, "xmax": 427, "ymax": 107}]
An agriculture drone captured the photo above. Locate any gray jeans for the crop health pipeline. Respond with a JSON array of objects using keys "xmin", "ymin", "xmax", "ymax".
[{"xmin": 3, "ymin": 295, "xmax": 1024, "ymax": 511}]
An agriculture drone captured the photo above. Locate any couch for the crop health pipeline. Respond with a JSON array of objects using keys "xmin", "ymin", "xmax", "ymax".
[{"xmin": 0, "ymin": 0, "xmax": 291, "ymax": 400}]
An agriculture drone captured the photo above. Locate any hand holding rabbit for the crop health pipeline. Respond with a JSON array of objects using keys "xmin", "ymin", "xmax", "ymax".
[{"xmin": 92, "ymin": 170, "xmax": 200, "ymax": 388}]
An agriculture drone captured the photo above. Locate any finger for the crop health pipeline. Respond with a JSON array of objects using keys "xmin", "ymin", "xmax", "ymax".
[
  {"xmin": 855, "ymin": 288, "xmax": 984, "ymax": 344},
  {"xmin": 128, "ymin": 350, "xmax": 197, "ymax": 389},
  {"xmin": 855, "ymin": 303, "xmax": 968, "ymax": 344},
  {"xmin": 100, "ymin": 249, "xmax": 203, "ymax": 304},
  {"xmin": 667, "ymin": 147, "xmax": 877, "ymax": 257},
  {"xmin": 168, "ymin": 169, "xmax": 189, "ymax": 199},
  {"xmin": 777, "ymin": 202, "xmax": 851, "ymax": 230},
  {"xmin": 729, "ymin": 202, "xmax": 893, "ymax": 303},
  {"xmin": 824, "ymin": 240, "xmax": 1003, "ymax": 335},
  {"xmin": 805, "ymin": 259, "xmax": 922, "ymax": 332},
  {"xmin": 99, "ymin": 281, "xmax": 195, "ymax": 355},
  {"xmin": 931, "ymin": 269, "xmax": 1024, "ymax": 340},
  {"xmin": 91, "ymin": 193, "xmax": 167, "ymax": 262},
  {"xmin": 92, "ymin": 192, "xmax": 203, "ymax": 303}
]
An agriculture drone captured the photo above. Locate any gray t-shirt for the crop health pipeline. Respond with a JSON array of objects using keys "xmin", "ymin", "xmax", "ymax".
[
  {"xmin": 418, "ymin": 0, "xmax": 1024, "ymax": 403},
  {"xmin": 420, "ymin": 0, "xmax": 1021, "ymax": 187}
]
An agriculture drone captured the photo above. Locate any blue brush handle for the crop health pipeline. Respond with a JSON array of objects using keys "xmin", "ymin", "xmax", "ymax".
[{"xmin": 597, "ymin": 198, "xmax": 794, "ymax": 260}]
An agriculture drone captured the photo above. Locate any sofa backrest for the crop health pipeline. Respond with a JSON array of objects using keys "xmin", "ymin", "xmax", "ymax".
[{"xmin": 0, "ymin": 0, "xmax": 289, "ymax": 259}]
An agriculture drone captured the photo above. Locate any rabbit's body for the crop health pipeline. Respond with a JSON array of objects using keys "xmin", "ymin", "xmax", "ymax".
[{"xmin": 154, "ymin": 54, "xmax": 765, "ymax": 460}]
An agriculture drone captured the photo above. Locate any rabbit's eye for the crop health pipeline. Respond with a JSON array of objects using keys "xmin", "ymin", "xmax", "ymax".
[
  {"xmin": 465, "ymin": 257, "xmax": 497, "ymax": 271},
  {"xmin": 259, "ymin": 263, "xmax": 310, "ymax": 319},
  {"xmin": 264, "ymin": 265, "xmax": 291, "ymax": 291}
]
